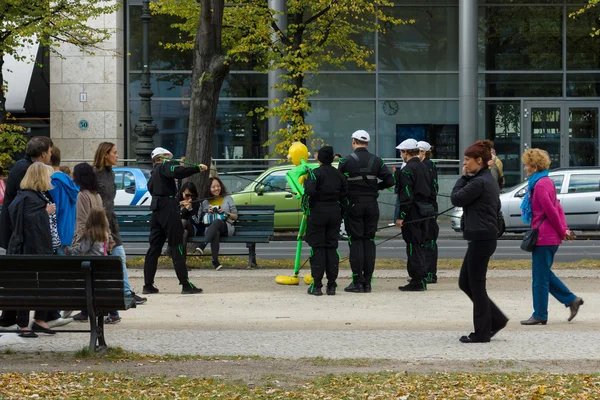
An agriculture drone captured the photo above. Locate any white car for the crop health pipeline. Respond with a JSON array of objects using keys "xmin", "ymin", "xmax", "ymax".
[
  {"xmin": 449, "ymin": 168, "xmax": 600, "ymax": 235},
  {"xmin": 113, "ymin": 167, "xmax": 152, "ymax": 206}
]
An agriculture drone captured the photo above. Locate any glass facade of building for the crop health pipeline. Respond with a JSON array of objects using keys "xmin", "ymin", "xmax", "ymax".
[{"xmin": 126, "ymin": 0, "xmax": 598, "ymax": 186}]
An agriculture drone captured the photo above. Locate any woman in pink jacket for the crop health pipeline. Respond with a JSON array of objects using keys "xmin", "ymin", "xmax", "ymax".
[{"xmin": 520, "ymin": 149, "xmax": 584, "ymax": 325}]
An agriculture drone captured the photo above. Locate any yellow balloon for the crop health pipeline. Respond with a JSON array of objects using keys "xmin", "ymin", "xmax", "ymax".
[{"xmin": 288, "ymin": 142, "xmax": 309, "ymax": 166}]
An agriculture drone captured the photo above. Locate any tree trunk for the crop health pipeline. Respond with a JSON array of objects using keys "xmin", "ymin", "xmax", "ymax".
[
  {"xmin": 0, "ymin": 55, "xmax": 6, "ymax": 124},
  {"xmin": 185, "ymin": 0, "xmax": 230, "ymax": 197}
]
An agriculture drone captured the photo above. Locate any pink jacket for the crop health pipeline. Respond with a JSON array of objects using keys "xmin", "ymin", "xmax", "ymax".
[{"xmin": 531, "ymin": 177, "xmax": 568, "ymax": 246}]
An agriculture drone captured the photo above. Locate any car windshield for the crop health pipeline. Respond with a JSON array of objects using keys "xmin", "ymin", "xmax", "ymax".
[{"xmin": 142, "ymin": 170, "xmax": 151, "ymax": 182}]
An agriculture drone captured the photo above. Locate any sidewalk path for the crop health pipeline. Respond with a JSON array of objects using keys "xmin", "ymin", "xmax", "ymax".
[{"xmin": 5, "ymin": 269, "xmax": 599, "ymax": 362}]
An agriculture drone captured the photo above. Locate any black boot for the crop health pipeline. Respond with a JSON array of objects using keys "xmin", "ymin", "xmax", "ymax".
[
  {"xmin": 181, "ymin": 281, "xmax": 203, "ymax": 294},
  {"xmin": 308, "ymin": 283, "xmax": 323, "ymax": 296},
  {"xmin": 344, "ymin": 282, "xmax": 364, "ymax": 293},
  {"xmin": 364, "ymin": 283, "xmax": 372, "ymax": 293},
  {"xmin": 398, "ymin": 279, "xmax": 427, "ymax": 292},
  {"xmin": 326, "ymin": 282, "xmax": 337, "ymax": 296}
]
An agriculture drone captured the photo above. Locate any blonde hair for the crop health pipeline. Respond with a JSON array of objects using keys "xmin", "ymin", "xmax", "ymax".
[
  {"xmin": 92, "ymin": 142, "xmax": 116, "ymax": 170},
  {"xmin": 83, "ymin": 208, "xmax": 110, "ymax": 243},
  {"xmin": 521, "ymin": 149, "xmax": 551, "ymax": 172},
  {"xmin": 20, "ymin": 162, "xmax": 53, "ymax": 192}
]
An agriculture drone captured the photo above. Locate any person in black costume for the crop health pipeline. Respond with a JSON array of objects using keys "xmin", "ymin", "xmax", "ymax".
[
  {"xmin": 338, "ymin": 130, "xmax": 394, "ymax": 293},
  {"xmin": 304, "ymin": 146, "xmax": 348, "ymax": 296},
  {"xmin": 451, "ymin": 140, "xmax": 509, "ymax": 343},
  {"xmin": 417, "ymin": 141, "xmax": 440, "ymax": 284},
  {"xmin": 396, "ymin": 139, "xmax": 431, "ymax": 292},
  {"xmin": 143, "ymin": 147, "xmax": 208, "ymax": 295}
]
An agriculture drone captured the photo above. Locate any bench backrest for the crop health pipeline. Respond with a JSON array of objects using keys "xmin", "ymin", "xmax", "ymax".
[
  {"xmin": 115, "ymin": 204, "xmax": 275, "ymax": 240},
  {"xmin": 0, "ymin": 255, "xmax": 128, "ymax": 311}
]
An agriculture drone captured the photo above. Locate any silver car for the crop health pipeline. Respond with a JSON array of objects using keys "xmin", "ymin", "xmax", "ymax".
[{"xmin": 449, "ymin": 168, "xmax": 600, "ymax": 235}]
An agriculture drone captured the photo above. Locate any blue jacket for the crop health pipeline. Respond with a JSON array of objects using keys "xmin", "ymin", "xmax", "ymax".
[{"xmin": 50, "ymin": 171, "xmax": 80, "ymax": 246}]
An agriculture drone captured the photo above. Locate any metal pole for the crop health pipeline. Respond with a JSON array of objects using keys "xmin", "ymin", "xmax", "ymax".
[
  {"xmin": 267, "ymin": 0, "xmax": 287, "ymax": 155},
  {"xmin": 134, "ymin": 0, "xmax": 158, "ymax": 168},
  {"xmin": 458, "ymin": 0, "xmax": 478, "ymax": 171}
]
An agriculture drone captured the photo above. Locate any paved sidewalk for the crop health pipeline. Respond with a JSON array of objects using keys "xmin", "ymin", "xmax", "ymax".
[{"xmin": 4, "ymin": 269, "xmax": 599, "ymax": 362}]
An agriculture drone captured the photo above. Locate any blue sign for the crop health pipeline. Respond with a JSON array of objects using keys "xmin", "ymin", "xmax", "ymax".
[{"xmin": 79, "ymin": 120, "xmax": 89, "ymax": 130}]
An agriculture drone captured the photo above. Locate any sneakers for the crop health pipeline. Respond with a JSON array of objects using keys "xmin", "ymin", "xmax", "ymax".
[
  {"xmin": 142, "ymin": 285, "xmax": 160, "ymax": 294},
  {"xmin": 47, "ymin": 317, "xmax": 73, "ymax": 328},
  {"xmin": 398, "ymin": 280, "xmax": 427, "ymax": 292},
  {"xmin": 105, "ymin": 314, "xmax": 121, "ymax": 324},
  {"xmin": 133, "ymin": 293, "xmax": 148, "ymax": 305},
  {"xmin": 195, "ymin": 244, "xmax": 206, "ymax": 255},
  {"xmin": 307, "ymin": 285, "xmax": 323, "ymax": 296},
  {"xmin": 72, "ymin": 312, "xmax": 89, "ymax": 322},
  {"xmin": 212, "ymin": 260, "xmax": 223, "ymax": 271},
  {"xmin": 568, "ymin": 297, "xmax": 584, "ymax": 322},
  {"xmin": 344, "ymin": 282, "xmax": 364, "ymax": 293},
  {"xmin": 181, "ymin": 281, "xmax": 203, "ymax": 294},
  {"xmin": 326, "ymin": 283, "xmax": 336, "ymax": 296}
]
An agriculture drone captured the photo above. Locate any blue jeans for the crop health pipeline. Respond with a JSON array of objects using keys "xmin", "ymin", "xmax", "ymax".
[
  {"xmin": 111, "ymin": 245, "xmax": 132, "ymax": 296},
  {"xmin": 531, "ymin": 245, "xmax": 577, "ymax": 320}
]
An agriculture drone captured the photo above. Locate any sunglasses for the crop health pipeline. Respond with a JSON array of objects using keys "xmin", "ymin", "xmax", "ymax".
[{"xmin": 183, "ymin": 193, "xmax": 193, "ymax": 198}]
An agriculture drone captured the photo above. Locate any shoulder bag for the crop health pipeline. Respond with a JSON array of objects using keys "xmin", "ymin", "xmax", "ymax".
[{"xmin": 520, "ymin": 187, "xmax": 556, "ymax": 252}]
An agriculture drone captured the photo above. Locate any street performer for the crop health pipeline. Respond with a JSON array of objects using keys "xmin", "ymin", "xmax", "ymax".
[{"xmin": 143, "ymin": 147, "xmax": 207, "ymax": 295}]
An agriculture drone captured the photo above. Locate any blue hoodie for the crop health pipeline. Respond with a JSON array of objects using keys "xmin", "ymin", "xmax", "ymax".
[{"xmin": 50, "ymin": 171, "xmax": 80, "ymax": 246}]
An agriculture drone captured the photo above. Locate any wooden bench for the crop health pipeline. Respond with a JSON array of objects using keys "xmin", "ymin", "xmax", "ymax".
[
  {"xmin": 115, "ymin": 204, "xmax": 275, "ymax": 269},
  {"xmin": 0, "ymin": 255, "xmax": 135, "ymax": 352}
]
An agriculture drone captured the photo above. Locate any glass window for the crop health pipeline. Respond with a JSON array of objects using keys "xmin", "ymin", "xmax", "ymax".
[
  {"xmin": 128, "ymin": 6, "xmax": 193, "ymax": 71},
  {"xmin": 259, "ymin": 171, "xmax": 289, "ymax": 193},
  {"xmin": 567, "ymin": 174, "xmax": 600, "ymax": 193},
  {"xmin": 567, "ymin": 7, "xmax": 600, "ymax": 70},
  {"xmin": 306, "ymin": 101, "xmax": 376, "ymax": 155},
  {"xmin": 123, "ymin": 172, "xmax": 135, "ymax": 189},
  {"xmin": 379, "ymin": 74, "xmax": 458, "ymax": 98},
  {"xmin": 306, "ymin": 74, "xmax": 376, "ymax": 98},
  {"xmin": 378, "ymin": 100, "xmax": 458, "ymax": 159},
  {"xmin": 128, "ymin": 100, "xmax": 268, "ymax": 159},
  {"xmin": 378, "ymin": 7, "xmax": 459, "ymax": 71},
  {"xmin": 479, "ymin": 6, "xmax": 562, "ymax": 71},
  {"xmin": 567, "ymin": 74, "xmax": 600, "ymax": 97},
  {"xmin": 551, "ymin": 175, "xmax": 564, "ymax": 193},
  {"xmin": 479, "ymin": 74, "xmax": 563, "ymax": 97},
  {"xmin": 569, "ymin": 108, "xmax": 598, "ymax": 167},
  {"xmin": 114, "ymin": 171, "xmax": 124, "ymax": 190}
]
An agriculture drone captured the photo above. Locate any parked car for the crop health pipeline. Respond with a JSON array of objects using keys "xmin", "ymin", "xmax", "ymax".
[
  {"xmin": 449, "ymin": 167, "xmax": 600, "ymax": 235},
  {"xmin": 113, "ymin": 167, "xmax": 152, "ymax": 206}
]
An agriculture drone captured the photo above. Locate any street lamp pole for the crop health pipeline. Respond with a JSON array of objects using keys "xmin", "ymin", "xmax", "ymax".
[{"xmin": 134, "ymin": 0, "xmax": 158, "ymax": 167}]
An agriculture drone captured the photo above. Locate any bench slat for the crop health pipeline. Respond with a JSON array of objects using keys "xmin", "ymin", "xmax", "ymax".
[{"xmin": 0, "ymin": 280, "xmax": 123, "ymax": 289}]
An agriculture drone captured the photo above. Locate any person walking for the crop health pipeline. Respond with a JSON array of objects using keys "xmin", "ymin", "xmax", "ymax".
[
  {"xmin": 519, "ymin": 149, "xmax": 583, "ymax": 325},
  {"xmin": 304, "ymin": 146, "xmax": 348, "ymax": 296},
  {"xmin": 143, "ymin": 147, "xmax": 207, "ymax": 293},
  {"xmin": 196, "ymin": 177, "xmax": 238, "ymax": 270},
  {"xmin": 93, "ymin": 142, "xmax": 146, "ymax": 308},
  {"xmin": 338, "ymin": 130, "xmax": 394, "ymax": 293},
  {"xmin": 451, "ymin": 140, "xmax": 509, "ymax": 343},
  {"xmin": 396, "ymin": 139, "xmax": 431, "ymax": 292},
  {"xmin": 49, "ymin": 147, "xmax": 79, "ymax": 255},
  {"xmin": 417, "ymin": 141, "xmax": 439, "ymax": 284}
]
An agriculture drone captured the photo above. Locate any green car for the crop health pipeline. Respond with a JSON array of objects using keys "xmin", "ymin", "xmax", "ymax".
[{"xmin": 231, "ymin": 163, "xmax": 327, "ymax": 231}]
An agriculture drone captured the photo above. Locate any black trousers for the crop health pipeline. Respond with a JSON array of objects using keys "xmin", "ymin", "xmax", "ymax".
[
  {"xmin": 459, "ymin": 239, "xmax": 508, "ymax": 341},
  {"xmin": 344, "ymin": 201, "xmax": 379, "ymax": 285},
  {"xmin": 305, "ymin": 204, "xmax": 342, "ymax": 288},
  {"xmin": 144, "ymin": 199, "xmax": 190, "ymax": 287},
  {"xmin": 202, "ymin": 219, "xmax": 228, "ymax": 263},
  {"xmin": 401, "ymin": 216, "xmax": 427, "ymax": 283},
  {"xmin": 1, "ymin": 310, "xmax": 59, "ymax": 327},
  {"xmin": 425, "ymin": 217, "xmax": 440, "ymax": 279}
]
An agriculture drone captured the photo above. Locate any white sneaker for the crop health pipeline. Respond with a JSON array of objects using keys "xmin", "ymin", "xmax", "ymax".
[
  {"xmin": 388, "ymin": 223, "xmax": 396, "ymax": 227},
  {"xmin": 195, "ymin": 247, "xmax": 204, "ymax": 255},
  {"xmin": 47, "ymin": 318, "xmax": 73, "ymax": 329},
  {"xmin": 61, "ymin": 311, "xmax": 73, "ymax": 318},
  {"xmin": 0, "ymin": 324, "xmax": 18, "ymax": 332}
]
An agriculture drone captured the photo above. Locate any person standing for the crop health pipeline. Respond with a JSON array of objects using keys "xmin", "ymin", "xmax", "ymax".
[
  {"xmin": 304, "ymin": 146, "xmax": 348, "ymax": 296},
  {"xmin": 338, "ymin": 130, "xmax": 394, "ymax": 293},
  {"xmin": 491, "ymin": 148, "xmax": 504, "ymax": 189},
  {"xmin": 0, "ymin": 137, "xmax": 53, "ymax": 331},
  {"xmin": 49, "ymin": 147, "xmax": 80, "ymax": 255},
  {"xmin": 143, "ymin": 147, "xmax": 208, "ymax": 294},
  {"xmin": 417, "ymin": 141, "xmax": 439, "ymax": 284},
  {"xmin": 451, "ymin": 140, "xmax": 509, "ymax": 343},
  {"xmin": 396, "ymin": 139, "xmax": 431, "ymax": 292},
  {"xmin": 519, "ymin": 149, "xmax": 583, "ymax": 325},
  {"xmin": 93, "ymin": 142, "xmax": 146, "ymax": 313}
]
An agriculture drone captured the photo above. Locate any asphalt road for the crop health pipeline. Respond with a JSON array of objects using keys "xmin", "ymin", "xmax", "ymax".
[{"xmin": 122, "ymin": 238, "xmax": 600, "ymax": 262}]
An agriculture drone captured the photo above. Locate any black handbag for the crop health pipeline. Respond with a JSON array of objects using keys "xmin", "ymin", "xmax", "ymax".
[
  {"xmin": 520, "ymin": 187, "xmax": 557, "ymax": 252},
  {"xmin": 415, "ymin": 202, "xmax": 436, "ymax": 218}
]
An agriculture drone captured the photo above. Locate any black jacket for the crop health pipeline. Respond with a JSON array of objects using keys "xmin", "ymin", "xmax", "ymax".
[
  {"xmin": 397, "ymin": 157, "xmax": 431, "ymax": 221},
  {"xmin": 96, "ymin": 166, "xmax": 123, "ymax": 247},
  {"xmin": 304, "ymin": 164, "xmax": 348, "ymax": 210},
  {"xmin": 422, "ymin": 157, "xmax": 439, "ymax": 210},
  {"xmin": 0, "ymin": 156, "xmax": 33, "ymax": 249},
  {"xmin": 7, "ymin": 190, "xmax": 53, "ymax": 255},
  {"xmin": 338, "ymin": 147, "xmax": 394, "ymax": 202},
  {"xmin": 148, "ymin": 161, "xmax": 201, "ymax": 199},
  {"xmin": 451, "ymin": 168, "xmax": 500, "ymax": 241}
]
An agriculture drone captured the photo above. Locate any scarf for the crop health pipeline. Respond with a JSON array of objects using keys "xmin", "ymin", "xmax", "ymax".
[{"xmin": 520, "ymin": 170, "xmax": 549, "ymax": 224}]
